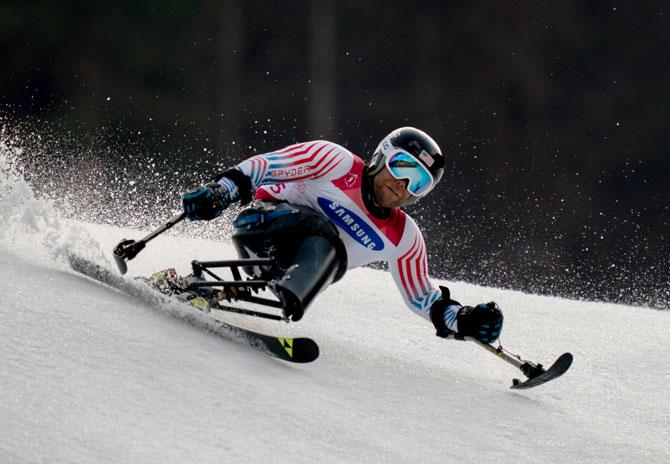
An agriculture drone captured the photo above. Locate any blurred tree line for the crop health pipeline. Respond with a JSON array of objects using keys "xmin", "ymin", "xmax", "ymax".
[{"xmin": 1, "ymin": 0, "xmax": 668, "ymax": 308}]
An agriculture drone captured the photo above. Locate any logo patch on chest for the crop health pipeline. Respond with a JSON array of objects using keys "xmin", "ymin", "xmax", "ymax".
[{"xmin": 317, "ymin": 197, "xmax": 384, "ymax": 251}]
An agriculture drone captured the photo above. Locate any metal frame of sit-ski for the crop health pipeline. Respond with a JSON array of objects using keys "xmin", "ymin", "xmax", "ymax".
[{"xmin": 186, "ymin": 258, "xmax": 287, "ymax": 321}]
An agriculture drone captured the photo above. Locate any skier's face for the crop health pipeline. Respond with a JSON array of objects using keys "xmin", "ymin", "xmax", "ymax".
[{"xmin": 372, "ymin": 166, "xmax": 412, "ymax": 208}]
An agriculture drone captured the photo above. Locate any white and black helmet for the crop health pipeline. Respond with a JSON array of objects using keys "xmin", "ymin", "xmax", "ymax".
[{"xmin": 368, "ymin": 127, "xmax": 444, "ymax": 205}]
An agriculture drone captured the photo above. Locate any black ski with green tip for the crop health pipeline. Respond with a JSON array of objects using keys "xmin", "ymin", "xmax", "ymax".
[{"xmin": 67, "ymin": 254, "xmax": 319, "ymax": 363}]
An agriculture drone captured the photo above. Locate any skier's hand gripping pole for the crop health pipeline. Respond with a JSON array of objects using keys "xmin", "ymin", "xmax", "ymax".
[
  {"xmin": 112, "ymin": 212, "xmax": 186, "ymax": 274},
  {"xmin": 113, "ymin": 170, "xmax": 247, "ymax": 274}
]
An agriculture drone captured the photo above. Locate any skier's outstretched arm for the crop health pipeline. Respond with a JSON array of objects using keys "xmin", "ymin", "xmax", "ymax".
[
  {"xmin": 389, "ymin": 219, "xmax": 503, "ymax": 344},
  {"xmin": 182, "ymin": 141, "xmax": 352, "ymax": 221}
]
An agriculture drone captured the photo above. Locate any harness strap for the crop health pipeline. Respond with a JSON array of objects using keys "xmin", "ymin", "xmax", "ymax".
[{"xmin": 233, "ymin": 208, "xmax": 295, "ymax": 229}]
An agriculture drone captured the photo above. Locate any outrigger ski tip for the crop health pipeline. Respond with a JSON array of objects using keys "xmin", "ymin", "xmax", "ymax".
[
  {"xmin": 112, "ymin": 212, "xmax": 187, "ymax": 275},
  {"xmin": 455, "ymin": 336, "xmax": 573, "ymax": 390},
  {"xmin": 511, "ymin": 352, "xmax": 573, "ymax": 390}
]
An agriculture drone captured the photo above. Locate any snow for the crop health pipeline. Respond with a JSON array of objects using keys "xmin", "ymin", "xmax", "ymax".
[{"xmin": 1, "ymin": 159, "xmax": 669, "ymax": 463}]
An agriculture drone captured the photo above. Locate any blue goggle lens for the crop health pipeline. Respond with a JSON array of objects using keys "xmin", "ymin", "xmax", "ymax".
[{"xmin": 385, "ymin": 151, "xmax": 435, "ymax": 196}]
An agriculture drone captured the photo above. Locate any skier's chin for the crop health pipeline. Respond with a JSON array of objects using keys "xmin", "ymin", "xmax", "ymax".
[{"xmin": 379, "ymin": 195, "xmax": 402, "ymax": 208}]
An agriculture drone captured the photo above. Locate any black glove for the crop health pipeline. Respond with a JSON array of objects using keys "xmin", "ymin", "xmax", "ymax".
[
  {"xmin": 456, "ymin": 302, "xmax": 503, "ymax": 344},
  {"xmin": 182, "ymin": 181, "xmax": 234, "ymax": 221}
]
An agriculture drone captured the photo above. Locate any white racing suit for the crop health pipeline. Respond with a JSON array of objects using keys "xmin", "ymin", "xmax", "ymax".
[{"xmin": 229, "ymin": 140, "xmax": 457, "ymax": 329}]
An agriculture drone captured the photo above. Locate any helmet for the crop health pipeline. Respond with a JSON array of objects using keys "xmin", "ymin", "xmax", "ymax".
[{"xmin": 368, "ymin": 127, "xmax": 444, "ymax": 205}]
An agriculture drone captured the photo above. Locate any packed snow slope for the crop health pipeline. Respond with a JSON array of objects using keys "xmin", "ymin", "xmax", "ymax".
[{"xmin": 1, "ymin": 172, "xmax": 669, "ymax": 464}]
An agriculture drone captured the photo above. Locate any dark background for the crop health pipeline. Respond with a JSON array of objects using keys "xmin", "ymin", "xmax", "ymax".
[{"xmin": 1, "ymin": 1, "xmax": 668, "ymax": 308}]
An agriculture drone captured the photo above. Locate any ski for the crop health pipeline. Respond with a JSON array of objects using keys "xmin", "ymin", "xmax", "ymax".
[
  {"xmin": 511, "ymin": 352, "xmax": 573, "ymax": 390},
  {"xmin": 456, "ymin": 336, "xmax": 572, "ymax": 389},
  {"xmin": 232, "ymin": 328, "xmax": 319, "ymax": 364},
  {"xmin": 67, "ymin": 254, "xmax": 319, "ymax": 363}
]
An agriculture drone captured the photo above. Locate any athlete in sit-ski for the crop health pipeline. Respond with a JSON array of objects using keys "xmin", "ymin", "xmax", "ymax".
[{"xmin": 181, "ymin": 127, "xmax": 503, "ymax": 343}]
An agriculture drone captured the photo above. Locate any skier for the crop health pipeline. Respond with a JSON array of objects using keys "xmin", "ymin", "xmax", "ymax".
[{"xmin": 181, "ymin": 127, "xmax": 503, "ymax": 343}]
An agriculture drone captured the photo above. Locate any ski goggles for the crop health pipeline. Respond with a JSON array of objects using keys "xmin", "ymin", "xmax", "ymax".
[{"xmin": 385, "ymin": 150, "xmax": 435, "ymax": 197}]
